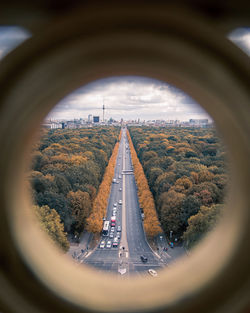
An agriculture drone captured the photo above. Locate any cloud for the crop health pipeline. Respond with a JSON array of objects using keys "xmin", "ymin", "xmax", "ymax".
[{"xmin": 48, "ymin": 76, "xmax": 210, "ymax": 121}]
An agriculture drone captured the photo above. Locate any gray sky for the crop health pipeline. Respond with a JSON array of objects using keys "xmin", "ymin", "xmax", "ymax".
[
  {"xmin": 0, "ymin": 26, "xmax": 249, "ymax": 121},
  {"xmin": 49, "ymin": 76, "xmax": 208, "ymax": 121}
]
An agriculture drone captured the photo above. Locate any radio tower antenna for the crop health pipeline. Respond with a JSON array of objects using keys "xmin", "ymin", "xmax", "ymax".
[{"xmin": 102, "ymin": 98, "xmax": 105, "ymax": 122}]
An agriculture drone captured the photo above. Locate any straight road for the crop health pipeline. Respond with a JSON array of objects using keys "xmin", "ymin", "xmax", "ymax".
[{"xmin": 83, "ymin": 128, "xmax": 164, "ymax": 275}]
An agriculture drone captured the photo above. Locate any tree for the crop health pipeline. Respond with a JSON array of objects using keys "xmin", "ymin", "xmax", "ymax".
[
  {"xmin": 128, "ymin": 126, "xmax": 228, "ymax": 241},
  {"xmin": 34, "ymin": 205, "xmax": 70, "ymax": 252},
  {"xmin": 127, "ymin": 130, "xmax": 162, "ymax": 238},
  {"xmin": 182, "ymin": 204, "xmax": 223, "ymax": 249},
  {"xmin": 159, "ymin": 190, "xmax": 185, "ymax": 236},
  {"xmin": 67, "ymin": 190, "xmax": 92, "ymax": 233}
]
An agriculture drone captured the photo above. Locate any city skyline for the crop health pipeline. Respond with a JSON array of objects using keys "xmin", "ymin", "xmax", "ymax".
[{"xmin": 48, "ymin": 76, "xmax": 211, "ymax": 122}]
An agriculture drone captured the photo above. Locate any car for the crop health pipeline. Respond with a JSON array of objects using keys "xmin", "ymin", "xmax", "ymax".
[
  {"xmin": 109, "ymin": 233, "xmax": 114, "ymax": 239},
  {"xmin": 118, "ymin": 200, "xmax": 122, "ymax": 205},
  {"xmin": 116, "ymin": 180, "xmax": 119, "ymax": 184},
  {"xmin": 113, "ymin": 237, "xmax": 119, "ymax": 243},
  {"xmin": 117, "ymin": 226, "xmax": 121, "ymax": 232},
  {"xmin": 148, "ymin": 269, "xmax": 158, "ymax": 277},
  {"xmin": 106, "ymin": 241, "xmax": 112, "ymax": 248},
  {"xmin": 118, "ymin": 175, "xmax": 122, "ymax": 179},
  {"xmin": 112, "ymin": 242, "xmax": 118, "ymax": 248},
  {"xmin": 116, "ymin": 233, "xmax": 121, "ymax": 239},
  {"xmin": 119, "ymin": 188, "xmax": 122, "ymax": 191},
  {"xmin": 99, "ymin": 241, "xmax": 105, "ymax": 248},
  {"xmin": 112, "ymin": 211, "xmax": 117, "ymax": 216},
  {"xmin": 111, "ymin": 227, "xmax": 115, "ymax": 232},
  {"xmin": 114, "ymin": 202, "xmax": 117, "ymax": 207},
  {"xmin": 111, "ymin": 222, "xmax": 116, "ymax": 227},
  {"xmin": 140, "ymin": 255, "xmax": 148, "ymax": 263},
  {"xmin": 112, "ymin": 179, "xmax": 116, "ymax": 183}
]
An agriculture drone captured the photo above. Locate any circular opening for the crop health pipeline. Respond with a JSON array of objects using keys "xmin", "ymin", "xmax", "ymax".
[
  {"xmin": 0, "ymin": 6, "xmax": 249, "ymax": 313},
  {"xmin": 28, "ymin": 75, "xmax": 229, "ymax": 277}
]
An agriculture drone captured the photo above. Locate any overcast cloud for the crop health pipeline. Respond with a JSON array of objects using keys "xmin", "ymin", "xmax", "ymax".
[
  {"xmin": 0, "ymin": 26, "xmax": 249, "ymax": 122},
  {"xmin": 49, "ymin": 77, "xmax": 208, "ymax": 121}
]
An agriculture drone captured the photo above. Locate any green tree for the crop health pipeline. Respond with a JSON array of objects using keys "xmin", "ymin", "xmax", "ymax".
[
  {"xmin": 34, "ymin": 205, "xmax": 70, "ymax": 252},
  {"xmin": 182, "ymin": 204, "xmax": 222, "ymax": 249}
]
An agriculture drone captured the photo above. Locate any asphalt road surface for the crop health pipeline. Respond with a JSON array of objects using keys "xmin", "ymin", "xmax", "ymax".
[{"xmin": 83, "ymin": 128, "xmax": 164, "ymax": 276}]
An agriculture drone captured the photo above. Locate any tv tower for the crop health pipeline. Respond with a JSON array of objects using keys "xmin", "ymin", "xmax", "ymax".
[{"xmin": 102, "ymin": 98, "xmax": 105, "ymax": 122}]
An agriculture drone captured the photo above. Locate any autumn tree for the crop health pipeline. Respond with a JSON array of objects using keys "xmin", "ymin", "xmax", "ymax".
[
  {"xmin": 34, "ymin": 205, "xmax": 70, "ymax": 252},
  {"xmin": 30, "ymin": 126, "xmax": 120, "ymax": 238},
  {"xmin": 86, "ymin": 137, "xmax": 120, "ymax": 234},
  {"xmin": 127, "ymin": 130, "xmax": 162, "ymax": 238},
  {"xmin": 129, "ymin": 125, "xmax": 228, "ymax": 244},
  {"xmin": 67, "ymin": 190, "xmax": 92, "ymax": 234}
]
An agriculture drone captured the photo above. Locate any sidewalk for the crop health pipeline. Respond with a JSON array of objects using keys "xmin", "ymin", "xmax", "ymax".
[
  {"xmin": 67, "ymin": 231, "xmax": 93, "ymax": 260},
  {"xmin": 155, "ymin": 234, "xmax": 187, "ymax": 265}
]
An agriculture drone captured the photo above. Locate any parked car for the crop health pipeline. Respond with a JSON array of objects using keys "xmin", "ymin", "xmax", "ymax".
[
  {"xmin": 148, "ymin": 269, "xmax": 158, "ymax": 277},
  {"xmin": 140, "ymin": 255, "xmax": 148, "ymax": 263},
  {"xmin": 100, "ymin": 241, "xmax": 105, "ymax": 248}
]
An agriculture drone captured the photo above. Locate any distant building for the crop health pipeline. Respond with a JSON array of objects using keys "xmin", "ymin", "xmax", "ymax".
[
  {"xmin": 93, "ymin": 116, "xmax": 100, "ymax": 123},
  {"xmin": 88, "ymin": 114, "xmax": 93, "ymax": 123},
  {"xmin": 42, "ymin": 122, "xmax": 62, "ymax": 129},
  {"xmin": 189, "ymin": 119, "xmax": 209, "ymax": 125}
]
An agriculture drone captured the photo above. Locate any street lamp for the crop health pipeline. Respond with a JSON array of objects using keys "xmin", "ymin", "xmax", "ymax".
[{"xmin": 170, "ymin": 230, "xmax": 173, "ymax": 239}]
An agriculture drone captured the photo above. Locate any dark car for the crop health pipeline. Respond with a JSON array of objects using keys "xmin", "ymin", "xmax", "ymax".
[{"xmin": 140, "ymin": 255, "xmax": 148, "ymax": 263}]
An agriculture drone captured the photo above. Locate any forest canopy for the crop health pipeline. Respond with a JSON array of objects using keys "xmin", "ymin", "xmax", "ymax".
[
  {"xmin": 129, "ymin": 126, "xmax": 228, "ymax": 248},
  {"xmin": 29, "ymin": 126, "xmax": 120, "ymax": 246}
]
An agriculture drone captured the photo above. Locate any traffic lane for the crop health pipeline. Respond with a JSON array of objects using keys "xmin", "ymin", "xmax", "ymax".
[
  {"xmin": 85, "ymin": 139, "xmax": 124, "ymax": 265},
  {"xmin": 125, "ymin": 153, "xmax": 161, "ymax": 265},
  {"xmin": 125, "ymin": 177, "xmax": 151, "ymax": 261}
]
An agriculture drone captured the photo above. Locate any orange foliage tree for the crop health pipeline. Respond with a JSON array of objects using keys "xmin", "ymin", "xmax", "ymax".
[
  {"xmin": 127, "ymin": 130, "xmax": 162, "ymax": 238},
  {"xmin": 86, "ymin": 133, "xmax": 121, "ymax": 233}
]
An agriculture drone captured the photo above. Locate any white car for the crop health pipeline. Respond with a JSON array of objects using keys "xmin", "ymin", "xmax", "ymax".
[
  {"xmin": 119, "ymin": 188, "xmax": 122, "ymax": 191},
  {"xmin": 106, "ymin": 241, "xmax": 112, "ymax": 248},
  {"xmin": 119, "ymin": 200, "xmax": 122, "ymax": 205},
  {"xmin": 112, "ymin": 211, "xmax": 117, "ymax": 216},
  {"xmin": 118, "ymin": 175, "xmax": 122, "ymax": 179},
  {"xmin": 111, "ymin": 227, "xmax": 115, "ymax": 232},
  {"xmin": 114, "ymin": 202, "xmax": 117, "ymax": 207},
  {"xmin": 148, "ymin": 269, "xmax": 158, "ymax": 277},
  {"xmin": 99, "ymin": 241, "xmax": 105, "ymax": 248}
]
